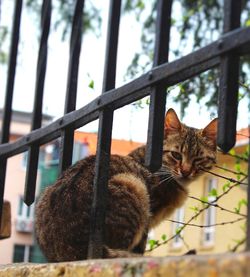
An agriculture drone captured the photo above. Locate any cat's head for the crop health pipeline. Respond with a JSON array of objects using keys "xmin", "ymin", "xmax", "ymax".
[{"xmin": 162, "ymin": 108, "xmax": 217, "ymax": 186}]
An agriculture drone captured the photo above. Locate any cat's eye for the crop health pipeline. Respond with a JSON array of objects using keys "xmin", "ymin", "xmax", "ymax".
[{"xmin": 171, "ymin": 151, "xmax": 182, "ymax": 160}]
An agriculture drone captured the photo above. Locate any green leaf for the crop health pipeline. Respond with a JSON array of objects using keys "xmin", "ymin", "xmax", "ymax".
[
  {"xmin": 148, "ymin": 239, "xmax": 159, "ymax": 250},
  {"xmin": 235, "ymin": 163, "xmax": 241, "ymax": 173},
  {"xmin": 189, "ymin": 206, "xmax": 199, "ymax": 214},
  {"xmin": 161, "ymin": 234, "xmax": 167, "ymax": 241},
  {"xmin": 229, "ymin": 149, "xmax": 235, "ymax": 156},
  {"xmin": 223, "ymin": 182, "xmax": 231, "ymax": 192},
  {"xmin": 245, "ymin": 19, "xmax": 250, "ymax": 27},
  {"xmin": 234, "ymin": 207, "xmax": 240, "ymax": 214},
  {"xmin": 88, "ymin": 80, "xmax": 94, "ymax": 89},
  {"xmin": 240, "ymin": 199, "xmax": 247, "ymax": 206},
  {"xmin": 175, "ymin": 227, "xmax": 183, "ymax": 235},
  {"xmin": 136, "ymin": 0, "xmax": 145, "ymax": 10},
  {"xmin": 234, "ymin": 199, "xmax": 247, "ymax": 214},
  {"xmin": 209, "ymin": 188, "xmax": 218, "ymax": 197},
  {"xmin": 200, "ymin": 196, "xmax": 208, "ymax": 203}
]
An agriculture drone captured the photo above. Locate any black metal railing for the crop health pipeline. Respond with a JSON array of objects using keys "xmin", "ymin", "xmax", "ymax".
[{"xmin": 0, "ymin": 0, "xmax": 250, "ymax": 259}]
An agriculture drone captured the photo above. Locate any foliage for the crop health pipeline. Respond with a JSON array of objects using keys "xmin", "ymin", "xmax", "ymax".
[
  {"xmin": 25, "ymin": 0, "xmax": 102, "ymax": 40},
  {"xmin": 124, "ymin": 0, "xmax": 250, "ymax": 113},
  {"xmin": 1, "ymin": 0, "xmax": 250, "ymax": 111},
  {"xmin": 0, "ymin": 0, "xmax": 102, "ymax": 62},
  {"xmin": 0, "ymin": 26, "xmax": 8, "ymax": 64}
]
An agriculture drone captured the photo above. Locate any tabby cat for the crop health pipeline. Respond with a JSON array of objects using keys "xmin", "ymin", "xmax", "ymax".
[{"xmin": 35, "ymin": 108, "xmax": 217, "ymax": 262}]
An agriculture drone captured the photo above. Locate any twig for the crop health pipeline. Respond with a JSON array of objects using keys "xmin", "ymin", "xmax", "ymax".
[
  {"xmin": 201, "ymin": 168, "xmax": 248, "ymax": 185},
  {"xmin": 188, "ymin": 195, "xmax": 247, "ymax": 217},
  {"xmin": 215, "ymin": 165, "xmax": 247, "ymax": 177},
  {"xmin": 236, "ymin": 133, "xmax": 250, "ymax": 139},
  {"xmin": 146, "ymin": 204, "xmax": 209, "ymax": 252},
  {"xmin": 230, "ymin": 237, "xmax": 246, "ymax": 252},
  {"xmin": 167, "ymin": 217, "xmax": 245, "ymax": 228},
  {"xmin": 146, "ymin": 175, "xmax": 248, "ymax": 252},
  {"xmin": 179, "ymin": 234, "xmax": 190, "ymax": 251},
  {"xmin": 239, "ymin": 81, "xmax": 250, "ymax": 93},
  {"xmin": 219, "ymin": 150, "xmax": 248, "ymax": 163},
  {"xmin": 215, "ymin": 176, "xmax": 247, "ymax": 202}
]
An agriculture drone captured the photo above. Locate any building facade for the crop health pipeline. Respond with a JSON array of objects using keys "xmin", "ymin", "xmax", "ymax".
[
  {"xmin": 0, "ymin": 110, "xmax": 52, "ymax": 264},
  {"xmin": 0, "ymin": 110, "xmax": 142, "ymax": 264}
]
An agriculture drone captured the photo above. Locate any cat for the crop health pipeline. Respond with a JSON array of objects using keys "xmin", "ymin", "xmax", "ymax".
[{"xmin": 35, "ymin": 108, "xmax": 217, "ymax": 262}]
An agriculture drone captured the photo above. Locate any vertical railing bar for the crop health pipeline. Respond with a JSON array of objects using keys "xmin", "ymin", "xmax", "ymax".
[
  {"xmin": 23, "ymin": 0, "xmax": 52, "ymax": 206},
  {"xmin": 0, "ymin": 0, "xmax": 23, "ymax": 225},
  {"xmin": 0, "ymin": 0, "xmax": 23, "ymax": 145},
  {"xmin": 217, "ymin": 0, "xmax": 241, "ymax": 153},
  {"xmin": 58, "ymin": 0, "xmax": 85, "ymax": 173},
  {"xmin": 145, "ymin": 0, "xmax": 173, "ymax": 172},
  {"xmin": 246, "ymin": 127, "xmax": 250, "ymax": 250},
  {"xmin": 87, "ymin": 0, "xmax": 121, "ymax": 259}
]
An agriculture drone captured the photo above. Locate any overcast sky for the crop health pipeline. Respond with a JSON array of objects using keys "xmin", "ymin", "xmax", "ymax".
[{"xmin": 0, "ymin": 1, "xmax": 248, "ymax": 143}]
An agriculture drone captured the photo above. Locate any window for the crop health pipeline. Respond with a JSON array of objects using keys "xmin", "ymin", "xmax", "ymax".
[
  {"xmin": 22, "ymin": 149, "xmax": 45, "ymax": 169},
  {"xmin": 172, "ymin": 207, "xmax": 185, "ymax": 248},
  {"xmin": 13, "ymin": 244, "xmax": 33, "ymax": 262},
  {"xmin": 72, "ymin": 140, "xmax": 89, "ymax": 164},
  {"xmin": 21, "ymin": 152, "xmax": 28, "ymax": 169},
  {"xmin": 17, "ymin": 196, "xmax": 34, "ymax": 220},
  {"xmin": 203, "ymin": 178, "xmax": 217, "ymax": 246},
  {"xmin": 16, "ymin": 196, "xmax": 34, "ymax": 233}
]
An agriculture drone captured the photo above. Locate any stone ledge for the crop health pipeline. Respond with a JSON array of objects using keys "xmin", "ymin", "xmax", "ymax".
[{"xmin": 1, "ymin": 252, "xmax": 250, "ymax": 277}]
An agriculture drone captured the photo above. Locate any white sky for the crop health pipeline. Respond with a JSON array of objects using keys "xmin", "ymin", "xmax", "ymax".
[{"xmin": 0, "ymin": 1, "xmax": 249, "ymax": 143}]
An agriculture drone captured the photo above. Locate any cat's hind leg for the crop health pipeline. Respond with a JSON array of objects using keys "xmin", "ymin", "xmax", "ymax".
[{"xmin": 104, "ymin": 173, "xmax": 150, "ymax": 255}]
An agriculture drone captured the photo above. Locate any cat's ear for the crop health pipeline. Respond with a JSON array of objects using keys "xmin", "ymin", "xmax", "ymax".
[
  {"xmin": 164, "ymin": 108, "xmax": 182, "ymax": 135},
  {"xmin": 202, "ymin": 118, "xmax": 218, "ymax": 149}
]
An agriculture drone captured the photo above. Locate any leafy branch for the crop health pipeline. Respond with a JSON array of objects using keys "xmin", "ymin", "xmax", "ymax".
[
  {"xmin": 214, "ymin": 165, "xmax": 248, "ymax": 177},
  {"xmin": 201, "ymin": 168, "xmax": 248, "ymax": 186},
  {"xmin": 230, "ymin": 238, "xmax": 246, "ymax": 252},
  {"xmin": 147, "ymin": 167, "xmax": 248, "ymax": 252},
  {"xmin": 221, "ymin": 150, "xmax": 249, "ymax": 163},
  {"xmin": 188, "ymin": 195, "xmax": 247, "ymax": 218},
  {"xmin": 166, "ymin": 217, "xmax": 245, "ymax": 228}
]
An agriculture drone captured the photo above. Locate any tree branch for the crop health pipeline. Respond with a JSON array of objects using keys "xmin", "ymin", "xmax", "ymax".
[
  {"xmin": 188, "ymin": 195, "xmax": 247, "ymax": 217},
  {"xmin": 230, "ymin": 237, "xmax": 246, "ymax": 252},
  {"xmin": 167, "ymin": 217, "xmax": 245, "ymax": 228},
  {"xmin": 201, "ymin": 168, "xmax": 248, "ymax": 185},
  {"xmin": 219, "ymin": 150, "xmax": 248, "ymax": 163},
  {"xmin": 146, "ymin": 175, "xmax": 248, "ymax": 252},
  {"xmin": 215, "ymin": 165, "xmax": 248, "ymax": 177}
]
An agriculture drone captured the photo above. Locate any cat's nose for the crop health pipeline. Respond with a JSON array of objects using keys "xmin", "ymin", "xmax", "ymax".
[{"xmin": 181, "ymin": 168, "xmax": 191, "ymax": 178}]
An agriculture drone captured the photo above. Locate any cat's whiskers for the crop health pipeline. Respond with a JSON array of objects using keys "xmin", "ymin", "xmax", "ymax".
[
  {"xmin": 152, "ymin": 167, "xmax": 176, "ymax": 185},
  {"xmin": 159, "ymin": 174, "xmax": 175, "ymax": 184}
]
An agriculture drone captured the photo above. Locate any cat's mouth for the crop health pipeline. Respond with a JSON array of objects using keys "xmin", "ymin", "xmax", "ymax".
[
  {"xmin": 173, "ymin": 169, "xmax": 204, "ymax": 187},
  {"xmin": 155, "ymin": 167, "xmax": 198, "ymax": 187},
  {"xmin": 174, "ymin": 176, "xmax": 193, "ymax": 187}
]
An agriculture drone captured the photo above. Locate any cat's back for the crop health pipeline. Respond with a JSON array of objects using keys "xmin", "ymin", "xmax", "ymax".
[
  {"xmin": 36, "ymin": 153, "xmax": 145, "ymax": 216},
  {"xmin": 35, "ymin": 153, "xmax": 150, "ymax": 261},
  {"xmin": 38, "ymin": 153, "xmax": 147, "ymax": 200}
]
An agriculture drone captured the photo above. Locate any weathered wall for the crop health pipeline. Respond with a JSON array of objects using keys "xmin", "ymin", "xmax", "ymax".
[{"xmin": 0, "ymin": 252, "xmax": 250, "ymax": 277}]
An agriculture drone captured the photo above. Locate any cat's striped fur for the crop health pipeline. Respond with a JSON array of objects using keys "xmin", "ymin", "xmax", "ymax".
[{"xmin": 35, "ymin": 109, "xmax": 217, "ymax": 262}]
